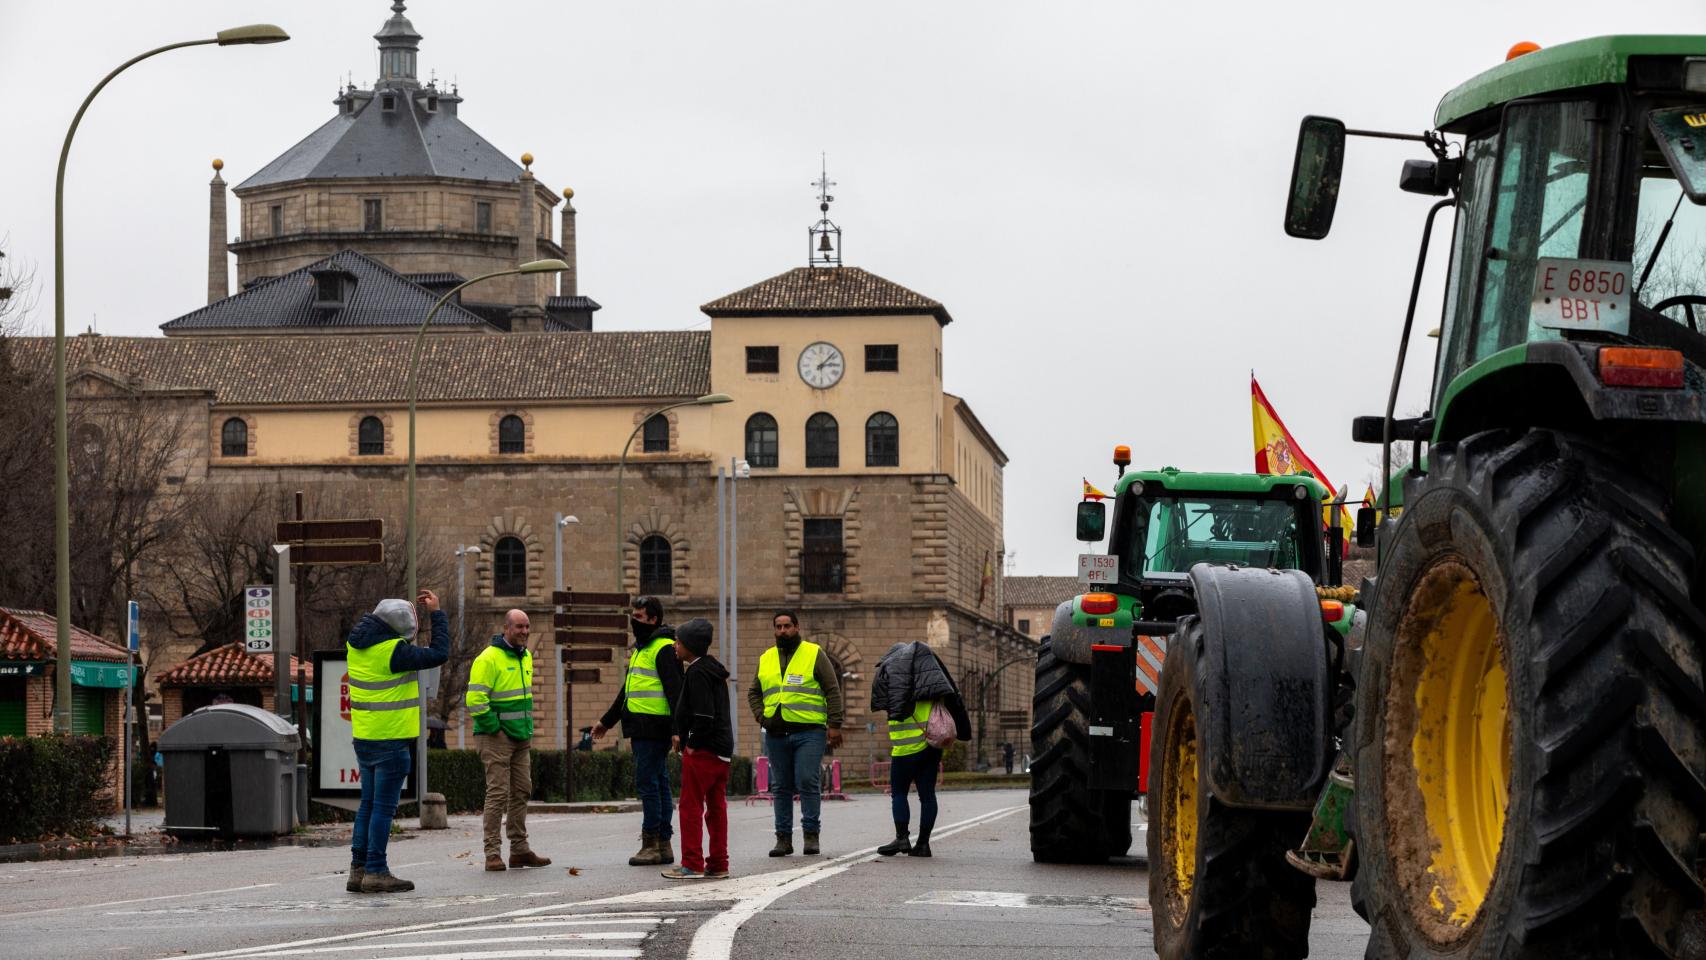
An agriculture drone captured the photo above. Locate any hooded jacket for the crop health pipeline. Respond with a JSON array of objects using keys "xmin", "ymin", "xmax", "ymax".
[
  {"xmin": 598, "ymin": 621, "xmax": 683, "ymax": 741},
  {"xmin": 674, "ymin": 653, "xmax": 733, "ymax": 757},
  {"xmin": 344, "ymin": 608, "xmax": 450, "ymax": 745}
]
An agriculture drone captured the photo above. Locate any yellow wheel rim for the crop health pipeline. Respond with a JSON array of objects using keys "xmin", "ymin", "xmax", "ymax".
[
  {"xmin": 1401, "ymin": 561, "xmax": 1509, "ymax": 936},
  {"xmin": 1163, "ymin": 701, "xmax": 1198, "ymax": 919}
]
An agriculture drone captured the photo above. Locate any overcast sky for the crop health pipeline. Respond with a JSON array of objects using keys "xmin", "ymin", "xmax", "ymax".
[{"xmin": 3, "ymin": 1, "xmax": 1702, "ymax": 576}]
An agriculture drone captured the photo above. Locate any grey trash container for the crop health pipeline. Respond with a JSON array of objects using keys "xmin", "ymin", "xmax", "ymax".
[{"xmin": 159, "ymin": 704, "xmax": 301, "ymax": 838}]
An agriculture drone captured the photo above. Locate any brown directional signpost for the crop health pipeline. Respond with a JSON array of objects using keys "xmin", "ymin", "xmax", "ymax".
[{"xmin": 553, "ymin": 588, "xmax": 629, "ymax": 801}]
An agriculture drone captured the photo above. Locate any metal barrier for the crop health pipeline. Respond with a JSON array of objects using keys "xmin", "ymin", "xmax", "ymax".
[
  {"xmin": 743, "ymin": 756, "xmax": 852, "ymax": 805},
  {"xmin": 870, "ymin": 759, "xmax": 892, "ymax": 796}
]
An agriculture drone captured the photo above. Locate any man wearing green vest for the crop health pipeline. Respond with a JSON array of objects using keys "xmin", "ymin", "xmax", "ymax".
[
  {"xmin": 346, "ymin": 591, "xmax": 449, "ymax": 894},
  {"xmin": 591, "ymin": 596, "xmax": 683, "ymax": 866},
  {"xmin": 468, "ymin": 609, "xmax": 550, "ymax": 873},
  {"xmin": 747, "ymin": 610, "xmax": 844, "ymax": 857}
]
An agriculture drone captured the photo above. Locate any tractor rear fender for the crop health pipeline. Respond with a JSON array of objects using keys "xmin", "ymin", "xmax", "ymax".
[
  {"xmin": 1188, "ymin": 563, "xmax": 1331, "ymax": 811},
  {"xmin": 1048, "ymin": 596, "xmax": 1135, "ymax": 666}
]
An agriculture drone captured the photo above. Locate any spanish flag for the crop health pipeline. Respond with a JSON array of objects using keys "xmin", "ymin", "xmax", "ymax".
[
  {"xmin": 1362, "ymin": 484, "xmax": 1377, "ymax": 521},
  {"xmin": 1252, "ymin": 374, "xmax": 1352, "ymax": 545},
  {"xmin": 1083, "ymin": 478, "xmax": 1109, "ymax": 501}
]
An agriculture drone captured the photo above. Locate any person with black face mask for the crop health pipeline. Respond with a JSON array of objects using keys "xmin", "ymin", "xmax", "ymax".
[{"xmin": 591, "ymin": 595, "xmax": 683, "ymax": 866}]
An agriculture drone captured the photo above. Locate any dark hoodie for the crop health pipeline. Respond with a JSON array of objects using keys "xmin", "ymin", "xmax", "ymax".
[
  {"xmin": 674, "ymin": 653, "xmax": 733, "ymax": 758},
  {"xmin": 345, "ymin": 609, "xmax": 450, "ymax": 744},
  {"xmin": 598, "ymin": 621, "xmax": 684, "ymax": 741}
]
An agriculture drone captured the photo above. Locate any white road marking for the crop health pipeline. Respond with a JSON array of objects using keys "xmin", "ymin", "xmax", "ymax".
[
  {"xmin": 233, "ymin": 953, "xmax": 638, "ymax": 960},
  {"xmin": 1, "ymin": 882, "xmax": 278, "ymax": 918},
  {"xmin": 681, "ymin": 804, "xmax": 1026, "ymax": 960},
  {"xmin": 906, "ymin": 890, "xmax": 1145, "ymax": 910},
  {"xmin": 225, "ymin": 931, "xmax": 647, "ymax": 956},
  {"xmin": 443, "ymin": 918, "xmax": 663, "ymax": 932}
]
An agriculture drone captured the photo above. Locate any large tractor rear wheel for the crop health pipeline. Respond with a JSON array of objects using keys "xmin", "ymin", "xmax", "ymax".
[
  {"xmin": 1148, "ymin": 615, "xmax": 1317, "ymax": 960},
  {"xmin": 1352, "ymin": 428, "xmax": 1704, "ymax": 959},
  {"xmin": 1029, "ymin": 637, "xmax": 1132, "ymax": 863}
]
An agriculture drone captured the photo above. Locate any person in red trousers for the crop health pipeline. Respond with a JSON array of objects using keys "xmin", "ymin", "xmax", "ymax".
[{"xmin": 661, "ymin": 619, "xmax": 732, "ymax": 880}]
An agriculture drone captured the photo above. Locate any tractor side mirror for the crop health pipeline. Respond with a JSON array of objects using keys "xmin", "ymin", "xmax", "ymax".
[
  {"xmin": 1285, "ymin": 116, "xmax": 1346, "ymax": 240},
  {"xmin": 1355, "ymin": 505, "xmax": 1377, "ymax": 548},
  {"xmin": 1075, "ymin": 500, "xmax": 1107, "ymax": 542}
]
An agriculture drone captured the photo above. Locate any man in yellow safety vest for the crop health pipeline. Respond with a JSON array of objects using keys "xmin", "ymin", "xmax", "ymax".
[
  {"xmin": 468, "ymin": 609, "xmax": 550, "ymax": 872},
  {"xmin": 345, "ymin": 591, "xmax": 449, "ymax": 894},
  {"xmin": 591, "ymin": 596, "xmax": 684, "ymax": 866},
  {"xmin": 747, "ymin": 610, "xmax": 843, "ymax": 857}
]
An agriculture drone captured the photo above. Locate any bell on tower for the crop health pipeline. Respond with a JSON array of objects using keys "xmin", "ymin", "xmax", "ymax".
[
  {"xmin": 808, "ymin": 155, "xmax": 841, "ymax": 268},
  {"xmin": 375, "ymin": 0, "xmax": 422, "ymax": 88}
]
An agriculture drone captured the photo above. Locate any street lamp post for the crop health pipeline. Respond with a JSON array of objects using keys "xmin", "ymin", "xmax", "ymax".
[
  {"xmin": 554, "ymin": 513, "xmax": 578, "ymax": 751},
  {"xmin": 403, "ymin": 259, "xmax": 565, "ymax": 604},
  {"xmin": 613, "ymin": 394, "xmax": 733, "ymax": 591},
  {"xmin": 452, "ymin": 544, "xmax": 480, "ymax": 750},
  {"xmin": 52, "ymin": 24, "xmax": 289, "ymax": 731}
]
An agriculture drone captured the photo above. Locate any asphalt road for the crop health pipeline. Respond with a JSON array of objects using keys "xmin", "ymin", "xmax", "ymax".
[{"xmin": 0, "ymin": 789, "xmax": 1369, "ymax": 959}]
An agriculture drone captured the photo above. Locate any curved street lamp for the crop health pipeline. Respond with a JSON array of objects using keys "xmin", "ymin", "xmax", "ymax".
[
  {"xmin": 404, "ymin": 259, "xmax": 567, "ymax": 602},
  {"xmin": 614, "ymin": 393, "xmax": 732, "ymax": 591},
  {"xmin": 52, "ymin": 24, "xmax": 289, "ymax": 732}
]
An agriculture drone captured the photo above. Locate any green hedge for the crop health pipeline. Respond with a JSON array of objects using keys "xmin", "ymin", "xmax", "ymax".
[
  {"xmin": 427, "ymin": 748, "xmax": 754, "ymax": 814},
  {"xmin": 0, "ymin": 735, "xmax": 117, "ymax": 841}
]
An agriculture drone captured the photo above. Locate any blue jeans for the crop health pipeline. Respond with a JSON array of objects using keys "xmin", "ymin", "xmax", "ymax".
[
  {"xmin": 765, "ymin": 728, "xmax": 826, "ymax": 834},
  {"xmin": 351, "ymin": 739, "xmax": 412, "ymax": 874},
  {"xmin": 632, "ymin": 737, "xmax": 674, "ymax": 840},
  {"xmin": 890, "ymin": 747, "xmax": 942, "ymax": 835}
]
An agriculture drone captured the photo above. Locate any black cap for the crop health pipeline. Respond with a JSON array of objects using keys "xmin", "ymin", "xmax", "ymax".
[{"xmin": 676, "ymin": 618, "xmax": 713, "ymax": 657}]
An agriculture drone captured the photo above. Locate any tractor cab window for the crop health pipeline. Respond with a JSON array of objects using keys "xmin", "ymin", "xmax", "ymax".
[
  {"xmin": 1630, "ymin": 106, "xmax": 1706, "ymax": 334},
  {"xmin": 1127, "ymin": 496, "xmax": 1303, "ymax": 580},
  {"xmin": 1464, "ymin": 100, "xmax": 1594, "ymax": 368},
  {"xmin": 1436, "ymin": 134, "xmax": 1499, "ymax": 401}
]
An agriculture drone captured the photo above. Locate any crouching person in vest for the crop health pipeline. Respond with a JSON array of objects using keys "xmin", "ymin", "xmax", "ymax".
[
  {"xmin": 468, "ymin": 609, "xmax": 550, "ymax": 872},
  {"xmin": 747, "ymin": 610, "xmax": 843, "ymax": 857},
  {"xmin": 347, "ymin": 591, "xmax": 449, "ymax": 894}
]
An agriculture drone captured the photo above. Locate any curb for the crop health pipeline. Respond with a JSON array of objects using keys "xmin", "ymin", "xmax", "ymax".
[{"xmin": 526, "ymin": 800, "xmax": 643, "ymax": 814}]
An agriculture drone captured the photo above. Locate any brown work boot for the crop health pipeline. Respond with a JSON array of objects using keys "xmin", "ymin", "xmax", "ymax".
[
  {"xmin": 803, "ymin": 831, "xmax": 820, "ymax": 856},
  {"xmin": 769, "ymin": 832, "xmax": 793, "ymax": 857},
  {"xmin": 485, "ymin": 854, "xmax": 507, "ymax": 872},
  {"xmin": 629, "ymin": 831, "xmax": 665, "ymax": 866},
  {"xmin": 360, "ymin": 871, "xmax": 415, "ymax": 893},
  {"xmin": 345, "ymin": 864, "xmax": 365, "ymax": 892},
  {"xmin": 656, "ymin": 835, "xmax": 674, "ymax": 865},
  {"xmin": 509, "ymin": 849, "xmax": 552, "ymax": 869}
]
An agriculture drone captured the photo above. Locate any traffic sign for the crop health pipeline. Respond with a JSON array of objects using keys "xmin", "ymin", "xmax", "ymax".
[
  {"xmin": 245, "ymin": 585, "xmax": 274, "ymax": 653},
  {"xmin": 276, "ymin": 518, "xmax": 385, "ymax": 543},
  {"xmin": 288, "ymin": 542, "xmax": 385, "ymax": 566},
  {"xmin": 552, "ymin": 590, "xmax": 631, "ymax": 645},
  {"xmin": 560, "ymin": 647, "xmax": 614, "ymax": 663},
  {"xmin": 126, "ymin": 600, "xmax": 140, "ymax": 652}
]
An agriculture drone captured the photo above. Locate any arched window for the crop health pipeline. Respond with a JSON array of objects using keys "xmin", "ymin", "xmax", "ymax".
[
  {"xmin": 220, "ymin": 418, "xmax": 248, "ymax": 458},
  {"xmin": 805, "ymin": 412, "xmax": 839, "ymax": 468},
  {"xmin": 494, "ymin": 536, "xmax": 527, "ymax": 597},
  {"xmin": 642, "ymin": 414, "xmax": 670, "ymax": 453},
  {"xmin": 358, "ymin": 416, "xmax": 385, "ymax": 456},
  {"xmin": 745, "ymin": 413, "xmax": 778, "ymax": 468},
  {"xmin": 865, "ymin": 412, "xmax": 899, "ymax": 467},
  {"xmin": 498, "ymin": 414, "xmax": 526, "ymax": 454},
  {"xmin": 639, "ymin": 535, "xmax": 672, "ymax": 595}
]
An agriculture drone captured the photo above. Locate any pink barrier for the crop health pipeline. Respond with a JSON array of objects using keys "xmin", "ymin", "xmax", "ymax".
[{"xmin": 743, "ymin": 756, "xmax": 851, "ymax": 804}]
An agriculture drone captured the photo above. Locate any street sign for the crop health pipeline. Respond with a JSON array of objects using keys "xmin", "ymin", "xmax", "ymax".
[
  {"xmin": 567, "ymin": 668, "xmax": 601, "ymax": 684},
  {"xmin": 288, "ymin": 542, "xmax": 385, "ymax": 566},
  {"xmin": 552, "ymin": 590, "xmax": 631, "ymax": 645},
  {"xmin": 1077, "ymin": 553, "xmax": 1119, "ymax": 586},
  {"xmin": 551, "ymin": 590, "xmax": 630, "ymax": 607},
  {"xmin": 276, "ymin": 518, "xmax": 385, "ymax": 543},
  {"xmin": 245, "ymin": 585, "xmax": 274, "ymax": 653},
  {"xmin": 126, "ymin": 600, "xmax": 140, "ymax": 652},
  {"xmin": 552, "ymin": 612, "xmax": 629, "ymax": 630},
  {"xmin": 560, "ymin": 647, "xmax": 614, "ymax": 663}
]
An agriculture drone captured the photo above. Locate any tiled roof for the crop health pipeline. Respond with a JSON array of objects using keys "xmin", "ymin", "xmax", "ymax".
[
  {"xmin": 701, "ymin": 267, "xmax": 953, "ymax": 326},
  {"xmin": 0, "ymin": 608, "xmax": 129, "ymax": 663},
  {"xmin": 403, "ymin": 272, "xmax": 467, "ymax": 287},
  {"xmin": 162, "ymin": 251, "xmax": 490, "ymax": 333},
  {"xmin": 237, "ymin": 90, "xmax": 522, "ymax": 190},
  {"xmin": 546, "ymin": 296, "xmax": 603, "ymax": 312},
  {"xmin": 12, "ymin": 330, "xmax": 711, "ymax": 405},
  {"xmin": 158, "ymin": 642, "xmax": 308, "ymax": 687},
  {"xmin": 1003, "ymin": 576, "xmax": 1082, "ymax": 608}
]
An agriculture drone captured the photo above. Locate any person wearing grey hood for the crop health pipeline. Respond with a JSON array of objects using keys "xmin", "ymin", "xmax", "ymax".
[{"xmin": 345, "ymin": 590, "xmax": 449, "ymax": 894}]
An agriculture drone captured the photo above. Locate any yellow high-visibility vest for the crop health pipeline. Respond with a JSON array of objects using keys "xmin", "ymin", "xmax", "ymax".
[
  {"xmin": 623, "ymin": 635, "xmax": 674, "ymax": 716},
  {"xmin": 346, "ymin": 638, "xmax": 420, "ymax": 741},
  {"xmin": 758, "ymin": 641, "xmax": 827, "ymax": 724},
  {"xmin": 888, "ymin": 699, "xmax": 932, "ymax": 757},
  {"xmin": 467, "ymin": 643, "xmax": 534, "ymax": 739}
]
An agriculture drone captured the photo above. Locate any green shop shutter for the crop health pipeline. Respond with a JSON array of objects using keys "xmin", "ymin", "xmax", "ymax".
[
  {"xmin": 0, "ymin": 678, "xmax": 24, "ymax": 736},
  {"xmin": 71, "ymin": 684, "xmax": 105, "ymax": 735}
]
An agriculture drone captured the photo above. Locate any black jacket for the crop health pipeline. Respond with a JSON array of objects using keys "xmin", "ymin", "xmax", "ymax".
[
  {"xmin": 870, "ymin": 641, "xmax": 972, "ymax": 741},
  {"xmin": 674, "ymin": 654, "xmax": 733, "ymax": 757},
  {"xmin": 599, "ymin": 623, "xmax": 683, "ymax": 741}
]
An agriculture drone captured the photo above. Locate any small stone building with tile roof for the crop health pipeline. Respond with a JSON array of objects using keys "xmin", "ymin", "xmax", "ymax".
[
  {"xmin": 0, "ymin": 608, "xmax": 133, "ymax": 809},
  {"xmin": 1002, "ymin": 576, "xmax": 1082, "ymax": 641},
  {"xmin": 156, "ymin": 643, "xmax": 311, "ymax": 732}
]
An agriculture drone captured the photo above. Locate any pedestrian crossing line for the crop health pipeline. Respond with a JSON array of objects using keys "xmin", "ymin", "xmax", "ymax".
[
  {"xmin": 233, "ymin": 952, "xmax": 640, "ymax": 960},
  {"xmin": 419, "ymin": 918, "xmax": 670, "ymax": 933},
  {"xmin": 224, "ymin": 930, "xmax": 649, "ymax": 957}
]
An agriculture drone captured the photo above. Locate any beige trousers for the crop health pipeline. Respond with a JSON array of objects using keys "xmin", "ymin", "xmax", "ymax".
[{"xmin": 476, "ymin": 734, "xmax": 532, "ymax": 857}]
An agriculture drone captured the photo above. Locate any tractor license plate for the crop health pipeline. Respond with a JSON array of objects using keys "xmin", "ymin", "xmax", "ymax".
[
  {"xmin": 1531, "ymin": 257, "xmax": 1630, "ymax": 335},
  {"xmin": 1078, "ymin": 553, "xmax": 1119, "ymax": 585}
]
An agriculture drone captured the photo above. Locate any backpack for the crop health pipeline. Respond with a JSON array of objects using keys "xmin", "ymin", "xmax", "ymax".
[{"xmin": 924, "ymin": 701, "xmax": 957, "ymax": 749}]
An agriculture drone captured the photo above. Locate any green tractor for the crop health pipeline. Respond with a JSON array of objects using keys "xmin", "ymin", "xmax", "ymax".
[
  {"xmin": 1028, "ymin": 462, "xmax": 1356, "ymax": 875},
  {"xmin": 1147, "ymin": 36, "xmax": 1706, "ymax": 960}
]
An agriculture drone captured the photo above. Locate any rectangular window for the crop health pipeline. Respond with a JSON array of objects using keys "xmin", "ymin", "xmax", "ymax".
[
  {"xmin": 269, "ymin": 205, "xmax": 283, "ymax": 237},
  {"xmin": 315, "ymin": 273, "xmax": 342, "ymax": 304},
  {"xmin": 1017, "ymin": 618, "xmax": 1031, "ymax": 635},
  {"xmin": 363, "ymin": 198, "xmax": 383, "ymax": 232},
  {"xmin": 381, "ymin": 93, "xmax": 397, "ymax": 111},
  {"xmin": 801, "ymin": 518, "xmax": 845, "ymax": 594},
  {"xmin": 746, "ymin": 346, "xmax": 779, "ymax": 374},
  {"xmin": 476, "ymin": 201, "xmax": 492, "ymax": 234},
  {"xmin": 865, "ymin": 344, "xmax": 899, "ymax": 372}
]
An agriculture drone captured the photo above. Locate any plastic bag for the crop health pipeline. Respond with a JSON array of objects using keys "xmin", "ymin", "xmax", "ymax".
[{"xmin": 924, "ymin": 701, "xmax": 957, "ymax": 749}]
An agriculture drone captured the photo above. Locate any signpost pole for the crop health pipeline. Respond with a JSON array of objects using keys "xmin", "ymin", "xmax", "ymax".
[
  {"xmin": 124, "ymin": 600, "xmax": 138, "ymax": 837},
  {"xmin": 272, "ymin": 546, "xmax": 293, "ymax": 720},
  {"xmin": 554, "ymin": 516, "xmax": 571, "ymax": 802},
  {"xmin": 728, "ymin": 457, "xmax": 741, "ymax": 758}
]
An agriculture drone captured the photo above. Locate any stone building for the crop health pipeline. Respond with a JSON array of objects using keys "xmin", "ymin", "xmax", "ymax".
[
  {"xmin": 22, "ymin": 1, "xmax": 1032, "ymax": 771},
  {"xmin": 1003, "ymin": 576, "xmax": 1080, "ymax": 641},
  {"xmin": 0, "ymin": 608, "xmax": 131, "ymax": 809}
]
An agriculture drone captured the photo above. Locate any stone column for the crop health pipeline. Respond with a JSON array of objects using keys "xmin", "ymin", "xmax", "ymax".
[
  {"xmin": 508, "ymin": 153, "xmax": 547, "ymax": 332},
  {"xmin": 208, "ymin": 159, "xmax": 229, "ymax": 304},
  {"xmin": 559, "ymin": 187, "xmax": 577, "ymax": 297}
]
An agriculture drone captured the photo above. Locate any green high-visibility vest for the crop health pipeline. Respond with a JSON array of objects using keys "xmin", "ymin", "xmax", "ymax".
[
  {"xmin": 758, "ymin": 641, "xmax": 827, "ymax": 724},
  {"xmin": 888, "ymin": 699, "xmax": 932, "ymax": 757},
  {"xmin": 623, "ymin": 635, "xmax": 674, "ymax": 716},
  {"xmin": 467, "ymin": 643, "xmax": 534, "ymax": 740},
  {"xmin": 346, "ymin": 638, "xmax": 420, "ymax": 741}
]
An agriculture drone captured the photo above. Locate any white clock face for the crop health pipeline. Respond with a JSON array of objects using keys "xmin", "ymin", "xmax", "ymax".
[{"xmin": 797, "ymin": 341, "xmax": 845, "ymax": 389}]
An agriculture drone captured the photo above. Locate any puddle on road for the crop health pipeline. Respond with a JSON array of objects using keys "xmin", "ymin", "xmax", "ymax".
[{"xmin": 908, "ymin": 890, "xmax": 1147, "ymax": 911}]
